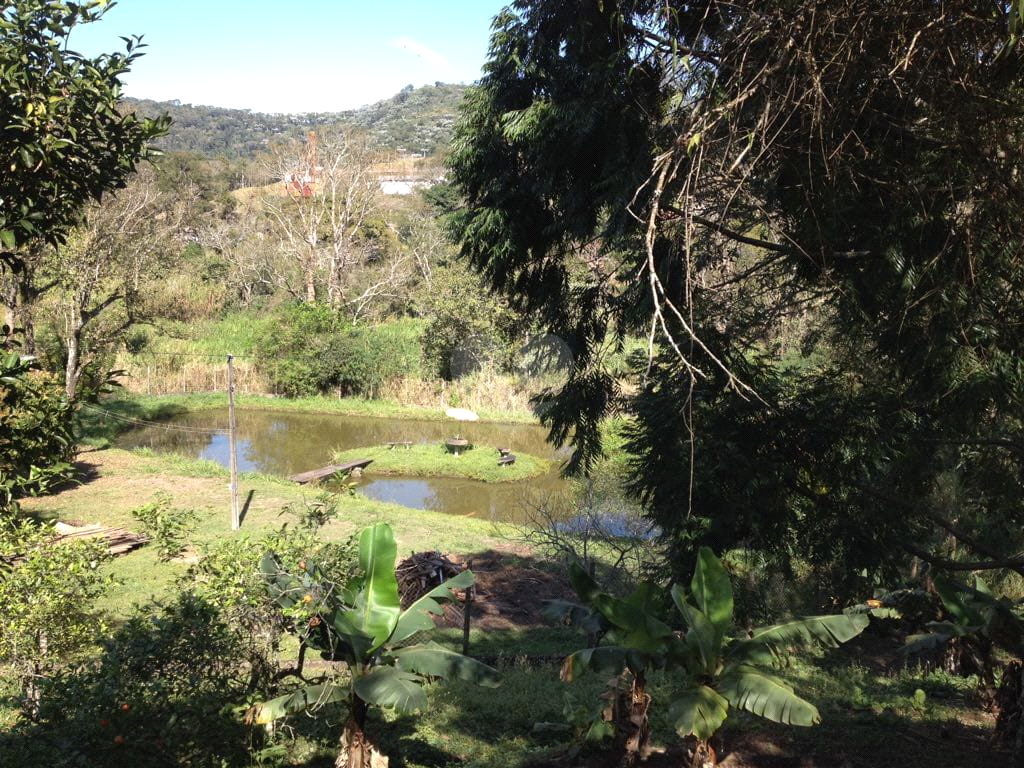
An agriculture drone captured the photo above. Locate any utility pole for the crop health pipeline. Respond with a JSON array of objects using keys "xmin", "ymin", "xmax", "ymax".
[{"xmin": 227, "ymin": 354, "xmax": 240, "ymax": 530}]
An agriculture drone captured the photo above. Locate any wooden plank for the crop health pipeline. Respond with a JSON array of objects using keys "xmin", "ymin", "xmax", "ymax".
[{"xmin": 288, "ymin": 459, "xmax": 374, "ymax": 484}]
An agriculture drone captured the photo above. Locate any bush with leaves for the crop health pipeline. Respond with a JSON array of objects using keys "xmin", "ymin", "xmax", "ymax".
[
  {"xmin": 130, "ymin": 491, "xmax": 198, "ymax": 561},
  {"xmin": 0, "ymin": 520, "xmax": 111, "ymax": 719},
  {"xmin": 184, "ymin": 503, "xmax": 360, "ymax": 694},
  {"xmin": 256, "ymin": 303, "xmax": 422, "ymax": 397},
  {"xmin": 549, "ymin": 547, "xmax": 869, "ymax": 767},
  {"xmin": 0, "ymin": 352, "xmax": 75, "ymax": 515},
  {"xmin": 24, "ymin": 592, "xmax": 257, "ymax": 768}
]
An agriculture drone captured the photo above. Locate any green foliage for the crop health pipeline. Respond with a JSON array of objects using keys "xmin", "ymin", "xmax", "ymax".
[
  {"xmin": 0, "ymin": 0, "xmax": 168, "ymax": 267},
  {"xmin": 34, "ymin": 592, "xmax": 256, "ymax": 767},
  {"xmin": 183, "ymin": 514, "xmax": 360, "ymax": 695},
  {"xmin": 252, "ymin": 522, "xmax": 499, "ymax": 766},
  {"xmin": 449, "ymin": 0, "xmax": 1024, "ymax": 590},
  {"xmin": 553, "ymin": 547, "xmax": 868, "ymax": 754},
  {"xmin": 257, "ymin": 304, "xmax": 422, "ymax": 397},
  {"xmin": 130, "ymin": 491, "xmax": 198, "ymax": 561},
  {"xmin": 0, "ymin": 520, "xmax": 111, "ymax": 716},
  {"xmin": 0, "ymin": 353, "xmax": 75, "ymax": 515},
  {"xmin": 420, "ymin": 264, "xmax": 519, "ymax": 380}
]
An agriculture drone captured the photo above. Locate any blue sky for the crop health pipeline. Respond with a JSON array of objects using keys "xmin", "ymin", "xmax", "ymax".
[{"xmin": 69, "ymin": 0, "xmax": 510, "ymax": 114}]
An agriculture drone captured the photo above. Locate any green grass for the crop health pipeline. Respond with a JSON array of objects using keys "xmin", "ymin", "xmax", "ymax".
[{"xmin": 333, "ymin": 442, "xmax": 550, "ymax": 483}]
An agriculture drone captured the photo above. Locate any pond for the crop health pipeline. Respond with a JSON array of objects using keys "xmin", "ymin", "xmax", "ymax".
[{"xmin": 116, "ymin": 409, "xmax": 571, "ymax": 521}]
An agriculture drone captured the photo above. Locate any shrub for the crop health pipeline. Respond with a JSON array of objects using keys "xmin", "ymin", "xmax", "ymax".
[
  {"xmin": 35, "ymin": 592, "xmax": 255, "ymax": 768},
  {"xmin": 0, "ymin": 353, "xmax": 75, "ymax": 515},
  {"xmin": 0, "ymin": 520, "xmax": 111, "ymax": 719},
  {"xmin": 130, "ymin": 492, "xmax": 198, "ymax": 561},
  {"xmin": 256, "ymin": 303, "xmax": 423, "ymax": 397}
]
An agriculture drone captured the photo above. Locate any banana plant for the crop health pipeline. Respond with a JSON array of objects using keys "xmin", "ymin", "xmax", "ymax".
[
  {"xmin": 249, "ymin": 523, "xmax": 500, "ymax": 768},
  {"xmin": 904, "ymin": 574, "xmax": 1024, "ymax": 694},
  {"xmin": 555, "ymin": 548, "xmax": 869, "ymax": 767}
]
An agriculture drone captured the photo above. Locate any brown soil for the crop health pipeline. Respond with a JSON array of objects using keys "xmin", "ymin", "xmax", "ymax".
[{"xmin": 447, "ymin": 549, "xmax": 576, "ymax": 631}]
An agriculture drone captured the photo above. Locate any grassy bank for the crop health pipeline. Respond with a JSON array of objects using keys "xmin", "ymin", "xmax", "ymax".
[
  {"xmin": 20, "ymin": 447, "xmax": 513, "ymax": 616},
  {"xmin": 333, "ymin": 442, "xmax": 549, "ymax": 483}
]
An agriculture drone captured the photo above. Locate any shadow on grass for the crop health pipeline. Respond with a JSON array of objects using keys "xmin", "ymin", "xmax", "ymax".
[
  {"xmin": 715, "ymin": 708, "xmax": 1008, "ymax": 768},
  {"xmin": 75, "ymin": 398, "xmax": 192, "ymax": 446}
]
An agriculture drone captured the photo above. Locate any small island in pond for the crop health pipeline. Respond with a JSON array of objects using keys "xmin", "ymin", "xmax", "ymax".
[{"xmin": 332, "ymin": 442, "xmax": 550, "ymax": 483}]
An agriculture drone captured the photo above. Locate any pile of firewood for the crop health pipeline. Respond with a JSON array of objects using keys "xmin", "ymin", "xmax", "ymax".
[{"xmin": 395, "ymin": 550, "xmax": 463, "ymax": 608}]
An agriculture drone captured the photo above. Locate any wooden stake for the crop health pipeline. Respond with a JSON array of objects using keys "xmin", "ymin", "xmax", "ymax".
[
  {"xmin": 462, "ymin": 560, "xmax": 474, "ymax": 656},
  {"xmin": 227, "ymin": 354, "xmax": 240, "ymax": 530}
]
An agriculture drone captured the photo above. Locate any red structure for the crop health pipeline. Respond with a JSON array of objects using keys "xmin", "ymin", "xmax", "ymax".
[{"xmin": 284, "ymin": 131, "xmax": 317, "ymax": 197}]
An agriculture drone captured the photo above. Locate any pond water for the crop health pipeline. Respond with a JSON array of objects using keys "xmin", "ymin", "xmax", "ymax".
[{"xmin": 116, "ymin": 409, "xmax": 571, "ymax": 521}]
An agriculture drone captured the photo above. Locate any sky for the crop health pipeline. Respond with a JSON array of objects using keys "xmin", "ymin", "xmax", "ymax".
[{"xmin": 68, "ymin": 0, "xmax": 511, "ymax": 114}]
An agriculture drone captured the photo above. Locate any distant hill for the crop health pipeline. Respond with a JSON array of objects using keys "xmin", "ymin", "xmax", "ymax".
[{"xmin": 126, "ymin": 83, "xmax": 468, "ymax": 160}]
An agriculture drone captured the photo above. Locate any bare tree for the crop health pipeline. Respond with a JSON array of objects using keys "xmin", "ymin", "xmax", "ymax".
[
  {"xmin": 48, "ymin": 168, "xmax": 188, "ymax": 399},
  {"xmin": 262, "ymin": 129, "xmax": 380, "ymax": 306},
  {"xmin": 203, "ymin": 202, "xmax": 279, "ymax": 306}
]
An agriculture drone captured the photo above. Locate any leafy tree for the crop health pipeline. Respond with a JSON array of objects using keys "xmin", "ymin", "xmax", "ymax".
[
  {"xmin": 448, "ymin": 0, "xmax": 1024, "ymax": 586},
  {"xmin": 252, "ymin": 522, "xmax": 500, "ymax": 768},
  {"xmin": 552, "ymin": 548, "xmax": 868, "ymax": 766},
  {"xmin": 0, "ymin": 0, "xmax": 168, "ymax": 270},
  {"xmin": 420, "ymin": 263, "xmax": 519, "ymax": 380}
]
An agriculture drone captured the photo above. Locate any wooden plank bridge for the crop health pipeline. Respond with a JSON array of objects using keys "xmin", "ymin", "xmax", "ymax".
[{"xmin": 288, "ymin": 458, "xmax": 373, "ymax": 484}]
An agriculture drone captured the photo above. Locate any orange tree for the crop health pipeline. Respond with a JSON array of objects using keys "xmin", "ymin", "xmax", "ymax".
[{"xmin": 0, "ymin": 0, "xmax": 167, "ymax": 272}]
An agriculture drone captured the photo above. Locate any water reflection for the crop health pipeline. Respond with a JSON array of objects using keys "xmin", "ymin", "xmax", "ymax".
[{"xmin": 116, "ymin": 409, "xmax": 569, "ymax": 520}]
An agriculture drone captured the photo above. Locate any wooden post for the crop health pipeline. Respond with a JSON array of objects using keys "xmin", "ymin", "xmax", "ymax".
[
  {"xmin": 227, "ymin": 354, "xmax": 240, "ymax": 530},
  {"xmin": 462, "ymin": 560, "xmax": 473, "ymax": 656}
]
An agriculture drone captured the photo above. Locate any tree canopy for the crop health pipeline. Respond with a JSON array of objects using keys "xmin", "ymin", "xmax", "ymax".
[
  {"xmin": 449, "ymin": 0, "xmax": 1024, "ymax": 591},
  {"xmin": 0, "ymin": 0, "xmax": 168, "ymax": 271}
]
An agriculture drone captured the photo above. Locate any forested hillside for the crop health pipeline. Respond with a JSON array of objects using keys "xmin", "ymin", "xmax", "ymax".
[{"xmin": 126, "ymin": 82, "xmax": 467, "ymax": 159}]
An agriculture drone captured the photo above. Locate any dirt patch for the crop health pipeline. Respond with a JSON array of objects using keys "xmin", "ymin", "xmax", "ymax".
[{"xmin": 444, "ymin": 549, "xmax": 576, "ymax": 631}]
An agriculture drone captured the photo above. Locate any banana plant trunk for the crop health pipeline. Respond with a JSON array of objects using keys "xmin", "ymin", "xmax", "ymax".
[
  {"xmin": 691, "ymin": 739, "xmax": 718, "ymax": 768},
  {"xmin": 336, "ymin": 695, "xmax": 388, "ymax": 768},
  {"xmin": 621, "ymin": 670, "xmax": 651, "ymax": 764},
  {"xmin": 995, "ymin": 661, "xmax": 1024, "ymax": 767}
]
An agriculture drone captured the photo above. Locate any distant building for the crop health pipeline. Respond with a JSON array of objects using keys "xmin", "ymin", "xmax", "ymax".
[{"xmin": 379, "ymin": 177, "xmax": 437, "ymax": 195}]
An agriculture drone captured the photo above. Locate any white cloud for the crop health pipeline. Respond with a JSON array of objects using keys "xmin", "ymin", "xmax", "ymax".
[{"xmin": 394, "ymin": 37, "xmax": 448, "ymax": 68}]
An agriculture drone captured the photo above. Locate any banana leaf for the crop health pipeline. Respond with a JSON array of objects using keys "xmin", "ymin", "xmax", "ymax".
[
  {"xmin": 670, "ymin": 684, "xmax": 729, "ymax": 741},
  {"xmin": 392, "ymin": 641, "xmax": 501, "ymax": 686},
  {"xmin": 248, "ymin": 682, "xmax": 349, "ymax": 725},
  {"xmin": 391, "ymin": 569, "xmax": 474, "ymax": 646},
  {"xmin": 352, "ymin": 523, "xmax": 402, "ymax": 651},
  {"xmin": 691, "ymin": 546, "xmax": 734, "ymax": 638},
  {"xmin": 718, "ymin": 664, "xmax": 820, "ymax": 726},
  {"xmin": 353, "ymin": 665, "xmax": 428, "ymax": 713}
]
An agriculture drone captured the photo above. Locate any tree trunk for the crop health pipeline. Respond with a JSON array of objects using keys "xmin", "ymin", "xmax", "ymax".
[
  {"xmin": 995, "ymin": 661, "xmax": 1024, "ymax": 767},
  {"xmin": 601, "ymin": 670, "xmax": 652, "ymax": 765},
  {"xmin": 305, "ymin": 262, "xmax": 317, "ymax": 303},
  {"xmin": 64, "ymin": 312, "xmax": 83, "ymax": 400},
  {"xmin": 336, "ymin": 696, "xmax": 388, "ymax": 768}
]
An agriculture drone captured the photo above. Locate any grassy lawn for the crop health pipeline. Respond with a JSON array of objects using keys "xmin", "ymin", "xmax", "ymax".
[
  {"xmin": 19, "ymin": 447, "xmax": 513, "ymax": 618},
  {"xmin": 333, "ymin": 442, "xmax": 550, "ymax": 483}
]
